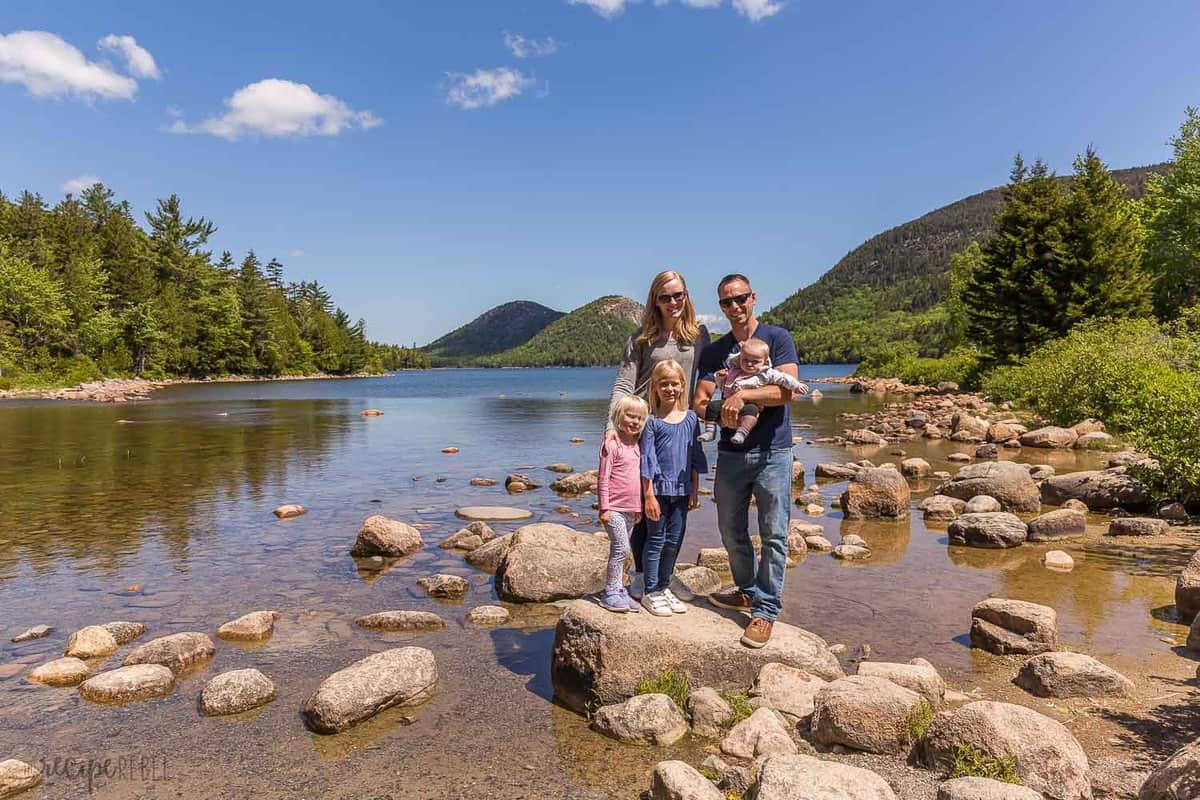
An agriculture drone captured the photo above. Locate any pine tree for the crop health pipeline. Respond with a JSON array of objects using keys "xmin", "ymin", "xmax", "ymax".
[{"xmin": 1143, "ymin": 107, "xmax": 1200, "ymax": 317}]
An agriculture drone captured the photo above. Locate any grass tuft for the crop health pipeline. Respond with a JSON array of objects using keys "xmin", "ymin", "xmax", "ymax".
[
  {"xmin": 635, "ymin": 668, "xmax": 690, "ymax": 710},
  {"xmin": 949, "ymin": 744, "xmax": 1021, "ymax": 784},
  {"xmin": 720, "ymin": 692, "xmax": 756, "ymax": 727},
  {"xmin": 901, "ymin": 700, "xmax": 935, "ymax": 744}
]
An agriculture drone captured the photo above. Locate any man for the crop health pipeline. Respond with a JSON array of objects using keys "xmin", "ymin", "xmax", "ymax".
[{"xmin": 694, "ymin": 274, "xmax": 800, "ymax": 648}]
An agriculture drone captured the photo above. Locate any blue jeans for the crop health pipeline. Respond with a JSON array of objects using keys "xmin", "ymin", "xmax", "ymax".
[
  {"xmin": 643, "ymin": 495, "xmax": 689, "ymax": 594},
  {"xmin": 714, "ymin": 447, "xmax": 792, "ymax": 621}
]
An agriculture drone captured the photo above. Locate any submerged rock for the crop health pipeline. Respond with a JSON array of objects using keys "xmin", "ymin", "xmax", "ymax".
[
  {"xmin": 122, "ymin": 632, "xmax": 216, "ymax": 674},
  {"xmin": 350, "ymin": 515, "xmax": 423, "ymax": 557},
  {"xmin": 948, "ymin": 513, "xmax": 1028, "ymax": 549},
  {"xmin": 10, "ymin": 624, "xmax": 52, "ymax": 643},
  {"xmin": 591, "ymin": 693, "xmax": 688, "ymax": 745},
  {"xmin": 200, "ymin": 668, "xmax": 277, "ymax": 716},
  {"xmin": 216, "ymin": 610, "xmax": 279, "ymax": 641},
  {"xmin": 417, "ymin": 574, "xmax": 470, "ymax": 598},
  {"xmin": 466, "ymin": 605, "xmax": 510, "ymax": 626},
  {"xmin": 495, "ymin": 523, "xmax": 608, "ymax": 602},
  {"xmin": 455, "ymin": 506, "xmax": 533, "ymax": 522},
  {"xmin": 1026, "ymin": 509, "xmax": 1086, "ymax": 542},
  {"xmin": 551, "ymin": 599, "xmax": 843, "ymax": 714},
  {"xmin": 303, "ymin": 647, "xmax": 437, "ymax": 734},
  {"xmin": 970, "ymin": 598, "xmax": 1057, "ymax": 655},
  {"xmin": 755, "ymin": 754, "xmax": 897, "ymax": 800},
  {"xmin": 27, "ymin": 657, "xmax": 91, "ymax": 687},
  {"xmin": 921, "ymin": 701, "xmax": 1091, "ymax": 800},
  {"xmin": 1014, "ymin": 652, "xmax": 1134, "ymax": 698},
  {"xmin": 273, "ymin": 504, "xmax": 307, "ymax": 519},
  {"xmin": 78, "ymin": 664, "xmax": 175, "ymax": 704},
  {"xmin": 354, "ymin": 611, "xmax": 446, "ymax": 632},
  {"xmin": 1043, "ymin": 551, "xmax": 1075, "ymax": 571}
]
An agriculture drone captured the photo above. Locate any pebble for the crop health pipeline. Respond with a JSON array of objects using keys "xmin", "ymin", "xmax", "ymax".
[
  {"xmin": 273, "ymin": 504, "xmax": 307, "ymax": 519},
  {"xmin": 442, "ymin": 447, "xmax": 460, "ymax": 454}
]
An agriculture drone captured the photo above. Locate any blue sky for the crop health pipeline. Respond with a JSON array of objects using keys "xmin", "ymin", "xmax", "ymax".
[{"xmin": 2, "ymin": 1, "xmax": 1198, "ymax": 344}]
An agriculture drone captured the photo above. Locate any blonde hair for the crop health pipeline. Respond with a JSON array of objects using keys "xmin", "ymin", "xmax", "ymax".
[
  {"xmin": 610, "ymin": 394, "xmax": 649, "ymax": 433},
  {"xmin": 740, "ymin": 338, "xmax": 770, "ymax": 359},
  {"xmin": 649, "ymin": 359, "xmax": 688, "ymax": 416},
  {"xmin": 637, "ymin": 270, "xmax": 701, "ymax": 346}
]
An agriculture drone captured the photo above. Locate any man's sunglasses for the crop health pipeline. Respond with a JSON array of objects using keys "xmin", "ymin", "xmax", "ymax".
[
  {"xmin": 719, "ymin": 292, "xmax": 752, "ymax": 309},
  {"xmin": 657, "ymin": 291, "xmax": 687, "ymax": 305}
]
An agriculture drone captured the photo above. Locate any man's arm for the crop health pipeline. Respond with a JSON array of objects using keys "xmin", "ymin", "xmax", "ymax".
[
  {"xmin": 694, "ymin": 377, "xmax": 716, "ymax": 417},
  {"xmin": 717, "ymin": 366, "xmax": 797, "ymax": 428}
]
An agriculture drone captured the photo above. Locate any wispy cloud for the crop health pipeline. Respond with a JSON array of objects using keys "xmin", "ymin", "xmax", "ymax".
[
  {"xmin": 503, "ymin": 32, "xmax": 561, "ymax": 59},
  {"xmin": 0, "ymin": 31, "xmax": 139, "ymax": 100},
  {"xmin": 568, "ymin": 0, "xmax": 782, "ymax": 20},
  {"xmin": 62, "ymin": 175, "xmax": 101, "ymax": 194},
  {"xmin": 287, "ymin": 248, "xmax": 305, "ymax": 258},
  {"xmin": 445, "ymin": 68, "xmax": 532, "ymax": 110},
  {"xmin": 568, "ymin": 0, "xmax": 631, "ymax": 18},
  {"xmin": 697, "ymin": 313, "xmax": 731, "ymax": 334},
  {"xmin": 168, "ymin": 79, "xmax": 381, "ymax": 140},
  {"xmin": 97, "ymin": 34, "xmax": 161, "ymax": 80},
  {"xmin": 732, "ymin": 0, "xmax": 783, "ymax": 21}
]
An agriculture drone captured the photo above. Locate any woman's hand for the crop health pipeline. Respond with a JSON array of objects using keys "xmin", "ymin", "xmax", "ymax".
[
  {"xmin": 599, "ymin": 510, "xmax": 611, "ymax": 525},
  {"xmin": 634, "ymin": 512, "xmax": 643, "ymax": 524},
  {"xmin": 600, "ymin": 428, "xmax": 618, "ymax": 457},
  {"xmin": 688, "ymin": 494, "xmax": 700, "ymax": 510},
  {"xmin": 644, "ymin": 495, "xmax": 661, "ymax": 522}
]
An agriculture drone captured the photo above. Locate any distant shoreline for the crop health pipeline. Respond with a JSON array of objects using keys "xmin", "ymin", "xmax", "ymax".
[{"xmin": 0, "ymin": 372, "xmax": 394, "ymax": 404}]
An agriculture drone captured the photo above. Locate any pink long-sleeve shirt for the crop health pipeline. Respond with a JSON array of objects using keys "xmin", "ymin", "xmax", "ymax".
[{"xmin": 598, "ymin": 438, "xmax": 643, "ymax": 513}]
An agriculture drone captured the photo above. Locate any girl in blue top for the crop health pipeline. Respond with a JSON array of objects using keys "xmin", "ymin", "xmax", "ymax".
[{"xmin": 640, "ymin": 359, "xmax": 709, "ymax": 616}]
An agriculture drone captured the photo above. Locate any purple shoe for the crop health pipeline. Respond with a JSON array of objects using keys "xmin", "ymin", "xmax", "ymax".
[
  {"xmin": 597, "ymin": 591, "xmax": 628, "ymax": 613},
  {"xmin": 620, "ymin": 589, "xmax": 642, "ymax": 612}
]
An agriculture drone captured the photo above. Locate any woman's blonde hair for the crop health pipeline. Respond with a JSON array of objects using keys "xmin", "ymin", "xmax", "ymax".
[
  {"xmin": 637, "ymin": 270, "xmax": 700, "ymax": 346},
  {"xmin": 610, "ymin": 394, "xmax": 649, "ymax": 433},
  {"xmin": 648, "ymin": 359, "xmax": 688, "ymax": 416}
]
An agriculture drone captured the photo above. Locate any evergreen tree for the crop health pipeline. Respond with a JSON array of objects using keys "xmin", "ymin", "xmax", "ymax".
[
  {"xmin": 1143, "ymin": 107, "xmax": 1200, "ymax": 317},
  {"xmin": 1061, "ymin": 147, "xmax": 1152, "ymax": 325}
]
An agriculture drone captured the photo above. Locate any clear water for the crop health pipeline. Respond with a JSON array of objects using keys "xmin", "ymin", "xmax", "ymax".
[{"xmin": 0, "ymin": 367, "xmax": 1192, "ymax": 798}]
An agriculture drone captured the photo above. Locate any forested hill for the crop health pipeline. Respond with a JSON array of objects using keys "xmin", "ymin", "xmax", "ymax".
[
  {"xmin": 762, "ymin": 164, "xmax": 1162, "ymax": 363},
  {"xmin": 424, "ymin": 300, "xmax": 564, "ymax": 366},
  {"xmin": 0, "ymin": 184, "xmax": 426, "ymax": 390},
  {"xmin": 477, "ymin": 295, "xmax": 642, "ymax": 367}
]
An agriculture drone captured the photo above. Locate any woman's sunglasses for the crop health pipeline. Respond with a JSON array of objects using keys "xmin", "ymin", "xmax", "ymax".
[
  {"xmin": 719, "ymin": 292, "xmax": 752, "ymax": 309},
  {"xmin": 657, "ymin": 291, "xmax": 687, "ymax": 305}
]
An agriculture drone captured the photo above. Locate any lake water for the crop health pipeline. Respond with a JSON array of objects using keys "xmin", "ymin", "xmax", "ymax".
[{"xmin": 0, "ymin": 367, "xmax": 1194, "ymax": 798}]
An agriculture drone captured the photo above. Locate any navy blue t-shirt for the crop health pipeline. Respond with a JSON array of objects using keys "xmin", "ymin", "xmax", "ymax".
[{"xmin": 698, "ymin": 323, "xmax": 799, "ymax": 452}]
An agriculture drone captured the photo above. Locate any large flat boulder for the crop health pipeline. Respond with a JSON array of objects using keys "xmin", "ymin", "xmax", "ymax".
[
  {"xmin": 1026, "ymin": 509, "xmax": 1086, "ymax": 542},
  {"xmin": 948, "ymin": 513, "xmax": 1028, "ymax": 549},
  {"xmin": 1014, "ymin": 652, "xmax": 1134, "ymax": 698},
  {"xmin": 302, "ymin": 647, "xmax": 437, "ymax": 734},
  {"xmin": 1020, "ymin": 426, "xmax": 1079, "ymax": 449},
  {"xmin": 1040, "ymin": 469, "xmax": 1150, "ymax": 511},
  {"xmin": 839, "ymin": 467, "xmax": 911, "ymax": 519},
  {"xmin": 27, "ymin": 657, "xmax": 91, "ymax": 687},
  {"xmin": 755, "ymin": 754, "xmax": 897, "ymax": 800},
  {"xmin": 921, "ymin": 701, "xmax": 1091, "ymax": 800},
  {"xmin": 551, "ymin": 600, "xmax": 843, "ymax": 713},
  {"xmin": 936, "ymin": 462, "xmax": 1041, "ymax": 513},
  {"xmin": 1139, "ymin": 738, "xmax": 1200, "ymax": 799},
  {"xmin": 495, "ymin": 523, "xmax": 608, "ymax": 602},
  {"xmin": 78, "ymin": 664, "xmax": 175, "ymax": 704}
]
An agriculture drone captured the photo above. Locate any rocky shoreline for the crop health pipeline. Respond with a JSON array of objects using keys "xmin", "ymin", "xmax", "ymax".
[{"xmin": 0, "ymin": 372, "xmax": 388, "ymax": 404}]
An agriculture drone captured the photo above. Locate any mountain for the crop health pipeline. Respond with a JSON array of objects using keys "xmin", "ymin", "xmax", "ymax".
[
  {"xmin": 424, "ymin": 300, "xmax": 564, "ymax": 365},
  {"xmin": 762, "ymin": 165, "xmax": 1162, "ymax": 363},
  {"xmin": 479, "ymin": 295, "xmax": 643, "ymax": 367}
]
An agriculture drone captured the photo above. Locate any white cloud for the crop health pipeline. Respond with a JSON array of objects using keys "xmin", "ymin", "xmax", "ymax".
[
  {"xmin": 445, "ymin": 68, "xmax": 532, "ymax": 110},
  {"xmin": 504, "ymin": 32, "xmax": 561, "ymax": 59},
  {"xmin": 98, "ymin": 34, "xmax": 161, "ymax": 80},
  {"xmin": 62, "ymin": 174, "xmax": 101, "ymax": 194},
  {"xmin": 568, "ymin": 0, "xmax": 632, "ymax": 18},
  {"xmin": 0, "ymin": 30, "xmax": 137, "ymax": 100},
  {"xmin": 733, "ymin": 0, "xmax": 783, "ymax": 21},
  {"xmin": 697, "ymin": 313, "xmax": 731, "ymax": 334},
  {"xmin": 287, "ymin": 248, "xmax": 305, "ymax": 258},
  {"xmin": 680, "ymin": 0, "xmax": 722, "ymax": 7},
  {"xmin": 168, "ymin": 79, "xmax": 381, "ymax": 140}
]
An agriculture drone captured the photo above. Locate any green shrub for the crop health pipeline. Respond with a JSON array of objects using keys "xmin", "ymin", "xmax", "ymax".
[
  {"xmin": 856, "ymin": 343, "xmax": 983, "ymax": 388},
  {"xmin": 949, "ymin": 744, "xmax": 1021, "ymax": 784},
  {"xmin": 902, "ymin": 700, "xmax": 935, "ymax": 744},
  {"xmin": 635, "ymin": 669, "xmax": 690, "ymax": 710},
  {"xmin": 720, "ymin": 692, "xmax": 755, "ymax": 727}
]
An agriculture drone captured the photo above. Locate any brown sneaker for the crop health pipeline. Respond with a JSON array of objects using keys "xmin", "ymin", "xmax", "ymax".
[
  {"xmin": 708, "ymin": 587, "xmax": 752, "ymax": 612},
  {"xmin": 741, "ymin": 617, "xmax": 773, "ymax": 649}
]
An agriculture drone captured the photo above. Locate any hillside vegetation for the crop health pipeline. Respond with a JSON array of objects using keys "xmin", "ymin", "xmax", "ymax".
[
  {"xmin": 763, "ymin": 165, "xmax": 1160, "ymax": 363},
  {"xmin": 424, "ymin": 300, "xmax": 564, "ymax": 366},
  {"xmin": 477, "ymin": 295, "xmax": 642, "ymax": 367}
]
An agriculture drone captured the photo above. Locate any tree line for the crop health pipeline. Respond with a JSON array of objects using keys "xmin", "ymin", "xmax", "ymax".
[{"xmin": 0, "ymin": 184, "xmax": 428, "ymax": 388}]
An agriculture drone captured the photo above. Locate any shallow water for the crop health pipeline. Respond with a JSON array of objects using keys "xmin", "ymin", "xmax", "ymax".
[{"xmin": 1, "ymin": 367, "xmax": 1196, "ymax": 798}]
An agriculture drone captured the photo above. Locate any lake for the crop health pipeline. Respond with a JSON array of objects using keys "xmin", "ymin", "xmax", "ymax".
[{"xmin": 0, "ymin": 367, "xmax": 1192, "ymax": 798}]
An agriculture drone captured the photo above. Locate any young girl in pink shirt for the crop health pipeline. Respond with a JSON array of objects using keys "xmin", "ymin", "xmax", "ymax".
[{"xmin": 597, "ymin": 394, "xmax": 649, "ymax": 613}]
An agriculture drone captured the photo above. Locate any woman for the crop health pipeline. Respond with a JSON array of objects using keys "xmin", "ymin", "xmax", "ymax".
[{"xmin": 603, "ymin": 269, "xmax": 710, "ymax": 576}]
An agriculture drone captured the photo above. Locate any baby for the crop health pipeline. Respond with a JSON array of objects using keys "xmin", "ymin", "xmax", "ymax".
[{"xmin": 699, "ymin": 338, "xmax": 810, "ymax": 445}]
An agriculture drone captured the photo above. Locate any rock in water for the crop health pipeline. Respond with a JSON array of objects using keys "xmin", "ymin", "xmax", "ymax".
[
  {"xmin": 350, "ymin": 515, "xmax": 423, "ymax": 557},
  {"xmin": 721, "ymin": 707, "xmax": 798, "ymax": 759},
  {"xmin": 464, "ymin": 533, "xmax": 515, "ymax": 572},
  {"xmin": 649, "ymin": 761, "xmax": 723, "ymax": 800},
  {"xmin": 1014, "ymin": 652, "xmax": 1134, "ymax": 698},
  {"xmin": 1026, "ymin": 509, "xmax": 1086, "ymax": 542},
  {"xmin": 273, "ymin": 504, "xmax": 307, "ymax": 519},
  {"xmin": 455, "ymin": 506, "xmax": 533, "ymax": 522},
  {"xmin": 1020, "ymin": 426, "xmax": 1079, "ymax": 449},
  {"xmin": 65, "ymin": 625, "xmax": 119, "ymax": 658},
  {"xmin": 1107, "ymin": 517, "xmax": 1169, "ymax": 537},
  {"xmin": 439, "ymin": 521, "xmax": 495, "ymax": 552},
  {"xmin": 122, "ymin": 632, "xmax": 216, "ymax": 674},
  {"xmin": 27, "ymin": 657, "xmax": 91, "ymax": 687},
  {"xmin": 935, "ymin": 462, "xmax": 1041, "ymax": 513},
  {"xmin": 1043, "ymin": 551, "xmax": 1075, "ymax": 571},
  {"xmin": 1039, "ymin": 469, "xmax": 1150, "ymax": 511},
  {"xmin": 591, "ymin": 694, "xmax": 688, "ymax": 745},
  {"xmin": 921, "ymin": 495, "xmax": 966, "ymax": 521},
  {"xmin": 937, "ymin": 777, "xmax": 1042, "ymax": 800},
  {"xmin": 495, "ymin": 523, "xmax": 609, "ymax": 602},
  {"xmin": 355, "ymin": 611, "xmax": 446, "ymax": 632},
  {"xmin": 550, "ymin": 599, "xmax": 843, "ymax": 714},
  {"xmin": 417, "ymin": 574, "xmax": 470, "ymax": 598},
  {"xmin": 839, "ymin": 467, "xmax": 911, "ymax": 519},
  {"xmin": 948, "ymin": 513, "xmax": 1028, "ymax": 548},
  {"xmin": 78, "ymin": 664, "xmax": 175, "ymax": 704},
  {"xmin": 921, "ymin": 701, "xmax": 1091, "ymax": 800},
  {"xmin": 964, "ymin": 495, "xmax": 1002, "ymax": 514},
  {"xmin": 303, "ymin": 647, "xmax": 438, "ymax": 734},
  {"xmin": 901, "ymin": 458, "xmax": 931, "ymax": 477},
  {"xmin": 102, "ymin": 621, "xmax": 147, "ymax": 644},
  {"xmin": 550, "ymin": 470, "xmax": 599, "ymax": 495},
  {"xmin": 200, "ymin": 668, "xmax": 277, "ymax": 716},
  {"xmin": 970, "ymin": 598, "xmax": 1057, "ymax": 655},
  {"xmin": 755, "ymin": 754, "xmax": 897, "ymax": 800},
  {"xmin": 1176, "ymin": 550, "xmax": 1200, "ymax": 621},
  {"xmin": 11, "ymin": 624, "xmax": 52, "ymax": 643},
  {"xmin": 1140, "ymin": 738, "xmax": 1200, "ymax": 800},
  {"xmin": 466, "ymin": 606, "xmax": 510, "ymax": 626},
  {"xmin": 811, "ymin": 675, "xmax": 926, "ymax": 754},
  {"xmin": 216, "ymin": 610, "xmax": 279, "ymax": 641},
  {"xmin": 0, "ymin": 760, "xmax": 42, "ymax": 798}
]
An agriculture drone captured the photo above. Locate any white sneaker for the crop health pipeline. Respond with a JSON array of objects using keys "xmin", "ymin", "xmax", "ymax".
[
  {"xmin": 641, "ymin": 591, "xmax": 674, "ymax": 617},
  {"xmin": 662, "ymin": 588, "xmax": 687, "ymax": 614}
]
